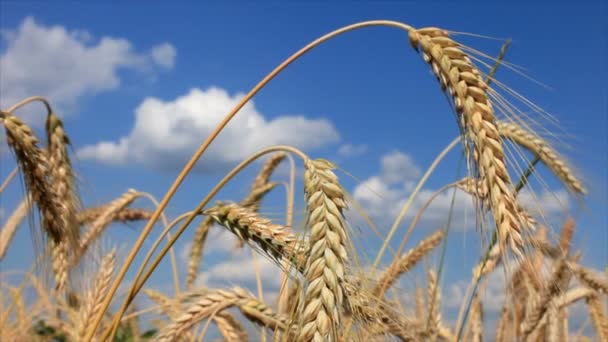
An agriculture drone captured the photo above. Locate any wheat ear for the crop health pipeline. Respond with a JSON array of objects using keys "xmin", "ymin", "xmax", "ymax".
[
  {"xmin": 2, "ymin": 114, "xmax": 64, "ymax": 243},
  {"xmin": 204, "ymin": 202, "xmax": 305, "ymax": 266},
  {"xmin": 77, "ymin": 207, "xmax": 153, "ymax": 225},
  {"xmin": 409, "ymin": 29, "xmax": 524, "ymax": 256},
  {"xmin": 521, "ymin": 258, "xmax": 570, "ymax": 338},
  {"xmin": 45, "ymin": 112, "xmax": 80, "ymax": 247},
  {"xmin": 586, "ymin": 294, "xmax": 608, "ymax": 342},
  {"xmin": 157, "ymin": 287, "xmax": 285, "ymax": 341},
  {"xmin": 373, "ymin": 229, "xmax": 445, "ymax": 296},
  {"xmin": 296, "ymin": 158, "xmax": 348, "ymax": 342},
  {"xmin": 77, "ymin": 250, "xmax": 116, "ymax": 340},
  {"xmin": 497, "ymin": 121, "xmax": 586, "ymax": 194},
  {"xmin": 77, "ymin": 189, "xmax": 141, "ymax": 262}
]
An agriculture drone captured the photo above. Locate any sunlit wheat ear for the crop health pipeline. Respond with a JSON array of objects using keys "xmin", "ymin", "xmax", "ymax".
[
  {"xmin": 77, "ymin": 250, "xmax": 115, "ymax": 340},
  {"xmin": 572, "ymin": 264, "xmax": 608, "ymax": 294},
  {"xmin": 521, "ymin": 258, "xmax": 570, "ymax": 338},
  {"xmin": 586, "ymin": 294, "xmax": 608, "ymax": 341},
  {"xmin": 204, "ymin": 202, "xmax": 305, "ymax": 265},
  {"xmin": 0, "ymin": 197, "xmax": 30, "ymax": 259},
  {"xmin": 2, "ymin": 114, "xmax": 64, "ymax": 243},
  {"xmin": 77, "ymin": 189, "xmax": 141, "ymax": 262},
  {"xmin": 409, "ymin": 29, "xmax": 523, "ymax": 257},
  {"xmin": 158, "ymin": 287, "xmax": 286, "ymax": 342},
  {"xmin": 296, "ymin": 158, "xmax": 348, "ymax": 342},
  {"xmin": 497, "ymin": 121, "xmax": 586, "ymax": 194},
  {"xmin": 373, "ymin": 229, "xmax": 445, "ymax": 296},
  {"xmin": 45, "ymin": 112, "xmax": 80, "ymax": 247},
  {"xmin": 77, "ymin": 207, "xmax": 153, "ymax": 225}
]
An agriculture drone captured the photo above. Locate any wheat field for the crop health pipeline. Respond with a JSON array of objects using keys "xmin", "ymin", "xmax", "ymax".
[{"xmin": 0, "ymin": 20, "xmax": 607, "ymax": 342}]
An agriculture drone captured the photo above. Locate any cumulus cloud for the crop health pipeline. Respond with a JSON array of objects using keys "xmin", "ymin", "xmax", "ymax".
[
  {"xmin": 337, "ymin": 143, "xmax": 367, "ymax": 158},
  {"xmin": 77, "ymin": 87, "xmax": 340, "ymax": 171},
  {"xmin": 150, "ymin": 43, "xmax": 176, "ymax": 69},
  {"xmin": 0, "ymin": 17, "xmax": 176, "ymax": 117},
  {"xmin": 351, "ymin": 151, "xmax": 570, "ymax": 231}
]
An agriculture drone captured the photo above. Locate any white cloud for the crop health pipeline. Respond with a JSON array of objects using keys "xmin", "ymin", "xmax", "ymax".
[
  {"xmin": 0, "ymin": 17, "xmax": 176, "ymax": 118},
  {"xmin": 150, "ymin": 43, "xmax": 176, "ymax": 69},
  {"xmin": 381, "ymin": 151, "xmax": 421, "ymax": 184},
  {"xmin": 77, "ymin": 87, "xmax": 340, "ymax": 171},
  {"xmin": 337, "ymin": 143, "xmax": 367, "ymax": 158},
  {"xmin": 351, "ymin": 151, "xmax": 571, "ymax": 231}
]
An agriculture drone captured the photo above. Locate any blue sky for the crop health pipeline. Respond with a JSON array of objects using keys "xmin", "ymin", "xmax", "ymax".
[{"xmin": 1, "ymin": 0, "xmax": 606, "ymax": 335}]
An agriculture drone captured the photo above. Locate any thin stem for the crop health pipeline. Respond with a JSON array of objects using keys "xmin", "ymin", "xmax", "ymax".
[
  {"xmin": 3, "ymin": 96, "xmax": 53, "ymax": 115},
  {"xmin": 485, "ymin": 39, "xmax": 512, "ymax": 86},
  {"xmin": 0, "ymin": 167, "xmax": 18, "ymax": 194},
  {"xmin": 515, "ymin": 156, "xmax": 541, "ymax": 193},
  {"xmin": 86, "ymin": 20, "xmax": 415, "ymax": 341}
]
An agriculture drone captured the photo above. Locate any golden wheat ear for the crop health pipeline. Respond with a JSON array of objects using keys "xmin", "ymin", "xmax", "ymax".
[
  {"xmin": 410, "ymin": 29, "xmax": 524, "ymax": 259},
  {"xmin": 296, "ymin": 158, "xmax": 349, "ymax": 342}
]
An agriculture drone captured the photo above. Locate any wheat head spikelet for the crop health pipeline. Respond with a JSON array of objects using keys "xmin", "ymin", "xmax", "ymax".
[
  {"xmin": 157, "ymin": 287, "xmax": 281, "ymax": 342},
  {"xmin": 77, "ymin": 250, "xmax": 116, "ymax": 340},
  {"xmin": 77, "ymin": 189, "xmax": 141, "ymax": 262},
  {"xmin": 2, "ymin": 114, "xmax": 65, "ymax": 243},
  {"xmin": 497, "ymin": 121, "xmax": 586, "ymax": 194},
  {"xmin": 297, "ymin": 158, "xmax": 348, "ymax": 342},
  {"xmin": 205, "ymin": 202, "xmax": 305, "ymax": 266},
  {"xmin": 408, "ymin": 28, "xmax": 524, "ymax": 257},
  {"xmin": 45, "ymin": 112, "xmax": 80, "ymax": 248},
  {"xmin": 373, "ymin": 229, "xmax": 445, "ymax": 296},
  {"xmin": 520, "ymin": 258, "xmax": 570, "ymax": 338},
  {"xmin": 586, "ymin": 294, "xmax": 608, "ymax": 342},
  {"xmin": 77, "ymin": 207, "xmax": 153, "ymax": 225}
]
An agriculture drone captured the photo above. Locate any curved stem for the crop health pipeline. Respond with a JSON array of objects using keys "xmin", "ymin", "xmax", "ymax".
[
  {"xmin": 138, "ymin": 192, "xmax": 180, "ymax": 296},
  {"xmin": 0, "ymin": 167, "xmax": 18, "ymax": 194},
  {"xmin": 86, "ymin": 20, "xmax": 415, "ymax": 341},
  {"xmin": 371, "ymin": 136, "xmax": 461, "ymax": 273},
  {"xmin": 3, "ymin": 96, "xmax": 53, "ymax": 115},
  {"xmin": 103, "ymin": 145, "xmax": 308, "ymax": 341}
]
